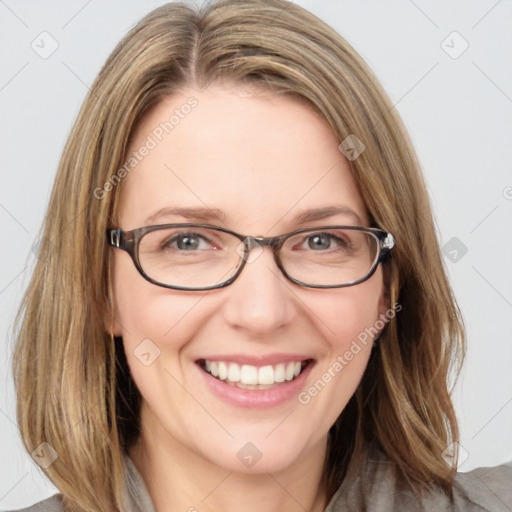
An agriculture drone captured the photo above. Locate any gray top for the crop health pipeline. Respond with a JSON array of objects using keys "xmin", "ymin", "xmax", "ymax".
[{"xmin": 6, "ymin": 449, "xmax": 512, "ymax": 512}]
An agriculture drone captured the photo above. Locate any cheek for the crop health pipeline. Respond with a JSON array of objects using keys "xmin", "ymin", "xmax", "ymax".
[
  {"xmin": 308, "ymin": 274, "xmax": 385, "ymax": 352},
  {"xmin": 111, "ymin": 253, "xmax": 211, "ymax": 348},
  {"xmin": 293, "ymin": 278, "xmax": 385, "ymax": 437}
]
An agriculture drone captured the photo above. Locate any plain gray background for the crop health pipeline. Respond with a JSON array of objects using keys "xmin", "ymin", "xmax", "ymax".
[{"xmin": 1, "ymin": 0, "xmax": 511, "ymax": 509}]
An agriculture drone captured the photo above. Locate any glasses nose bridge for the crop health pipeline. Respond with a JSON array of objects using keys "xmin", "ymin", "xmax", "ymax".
[
  {"xmin": 238, "ymin": 235, "xmax": 284, "ymax": 270},
  {"xmin": 243, "ymin": 234, "xmax": 282, "ymax": 254},
  {"xmin": 235, "ymin": 235, "xmax": 285, "ymax": 286}
]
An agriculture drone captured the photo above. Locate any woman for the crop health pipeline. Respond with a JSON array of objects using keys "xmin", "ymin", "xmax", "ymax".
[{"xmin": 10, "ymin": 0, "xmax": 511, "ymax": 511}]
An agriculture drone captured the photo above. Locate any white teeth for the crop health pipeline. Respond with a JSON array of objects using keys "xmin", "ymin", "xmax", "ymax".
[
  {"xmin": 202, "ymin": 359, "xmax": 306, "ymax": 386},
  {"xmin": 218, "ymin": 362, "xmax": 228, "ymax": 381},
  {"xmin": 240, "ymin": 365, "xmax": 258, "ymax": 385},
  {"xmin": 227, "ymin": 362, "xmax": 240, "ymax": 382},
  {"xmin": 274, "ymin": 363, "xmax": 285, "ymax": 383},
  {"xmin": 285, "ymin": 362, "xmax": 295, "ymax": 381},
  {"xmin": 258, "ymin": 365, "xmax": 274, "ymax": 385}
]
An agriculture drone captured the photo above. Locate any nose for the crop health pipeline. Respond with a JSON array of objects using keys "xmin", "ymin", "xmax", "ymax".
[{"xmin": 221, "ymin": 246, "xmax": 297, "ymax": 336}]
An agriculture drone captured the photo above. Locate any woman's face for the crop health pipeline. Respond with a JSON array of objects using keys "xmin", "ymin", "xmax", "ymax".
[{"xmin": 112, "ymin": 84, "xmax": 387, "ymax": 474}]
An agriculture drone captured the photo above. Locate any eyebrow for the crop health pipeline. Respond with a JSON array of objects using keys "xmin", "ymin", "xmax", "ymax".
[
  {"xmin": 293, "ymin": 206, "xmax": 363, "ymax": 225},
  {"xmin": 145, "ymin": 207, "xmax": 227, "ymax": 224},
  {"xmin": 144, "ymin": 205, "xmax": 363, "ymax": 226}
]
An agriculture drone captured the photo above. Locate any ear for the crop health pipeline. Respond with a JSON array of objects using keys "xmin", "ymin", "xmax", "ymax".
[
  {"xmin": 378, "ymin": 292, "xmax": 389, "ymax": 319},
  {"xmin": 374, "ymin": 293, "xmax": 392, "ymax": 342},
  {"xmin": 103, "ymin": 309, "xmax": 123, "ymax": 337},
  {"xmin": 104, "ymin": 249, "xmax": 124, "ymax": 337},
  {"xmin": 103, "ymin": 292, "xmax": 124, "ymax": 337},
  {"xmin": 109, "ymin": 316, "xmax": 123, "ymax": 337}
]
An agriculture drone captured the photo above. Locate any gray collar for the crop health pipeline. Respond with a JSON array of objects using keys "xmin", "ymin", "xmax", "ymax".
[{"xmin": 122, "ymin": 454, "xmax": 157, "ymax": 512}]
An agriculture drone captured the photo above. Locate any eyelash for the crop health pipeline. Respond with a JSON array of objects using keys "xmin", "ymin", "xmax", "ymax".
[{"xmin": 159, "ymin": 231, "xmax": 353, "ymax": 253}]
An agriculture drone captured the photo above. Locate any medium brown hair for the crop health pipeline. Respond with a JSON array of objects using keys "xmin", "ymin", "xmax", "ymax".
[{"xmin": 12, "ymin": 1, "xmax": 465, "ymax": 510}]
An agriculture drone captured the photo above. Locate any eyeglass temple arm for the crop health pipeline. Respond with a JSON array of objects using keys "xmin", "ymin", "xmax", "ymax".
[
  {"xmin": 108, "ymin": 229, "xmax": 124, "ymax": 248},
  {"xmin": 379, "ymin": 232, "xmax": 395, "ymax": 261},
  {"xmin": 108, "ymin": 228, "xmax": 139, "ymax": 258}
]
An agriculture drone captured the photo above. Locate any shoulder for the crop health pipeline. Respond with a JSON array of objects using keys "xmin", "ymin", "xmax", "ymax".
[
  {"xmin": 452, "ymin": 461, "xmax": 512, "ymax": 510},
  {"xmin": 2, "ymin": 494, "xmax": 64, "ymax": 512},
  {"xmin": 326, "ymin": 447, "xmax": 512, "ymax": 512},
  {"xmin": 3, "ymin": 453, "xmax": 150, "ymax": 512}
]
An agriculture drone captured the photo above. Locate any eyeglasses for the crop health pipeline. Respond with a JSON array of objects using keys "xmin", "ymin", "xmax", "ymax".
[{"xmin": 107, "ymin": 223, "xmax": 395, "ymax": 291}]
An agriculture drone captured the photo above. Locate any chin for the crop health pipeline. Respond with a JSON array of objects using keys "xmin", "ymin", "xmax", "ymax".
[{"xmin": 195, "ymin": 426, "xmax": 322, "ymax": 475}]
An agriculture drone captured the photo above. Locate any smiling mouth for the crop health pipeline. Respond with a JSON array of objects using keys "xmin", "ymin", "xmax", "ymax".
[{"xmin": 197, "ymin": 359, "xmax": 313, "ymax": 390}]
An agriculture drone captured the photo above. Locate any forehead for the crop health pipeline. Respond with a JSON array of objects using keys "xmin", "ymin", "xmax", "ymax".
[{"xmin": 117, "ymin": 85, "xmax": 368, "ymax": 232}]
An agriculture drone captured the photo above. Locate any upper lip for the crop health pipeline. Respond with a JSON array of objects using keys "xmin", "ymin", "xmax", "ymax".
[{"xmin": 195, "ymin": 353, "xmax": 314, "ymax": 367}]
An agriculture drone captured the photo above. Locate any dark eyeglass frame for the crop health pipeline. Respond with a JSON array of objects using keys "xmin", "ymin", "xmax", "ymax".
[{"xmin": 107, "ymin": 223, "xmax": 395, "ymax": 291}]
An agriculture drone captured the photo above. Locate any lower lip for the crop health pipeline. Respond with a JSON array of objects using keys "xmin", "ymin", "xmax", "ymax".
[{"xmin": 196, "ymin": 362, "xmax": 314, "ymax": 409}]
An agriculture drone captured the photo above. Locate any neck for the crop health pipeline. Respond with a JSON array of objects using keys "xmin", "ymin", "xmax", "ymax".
[{"xmin": 129, "ymin": 408, "xmax": 329, "ymax": 512}]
